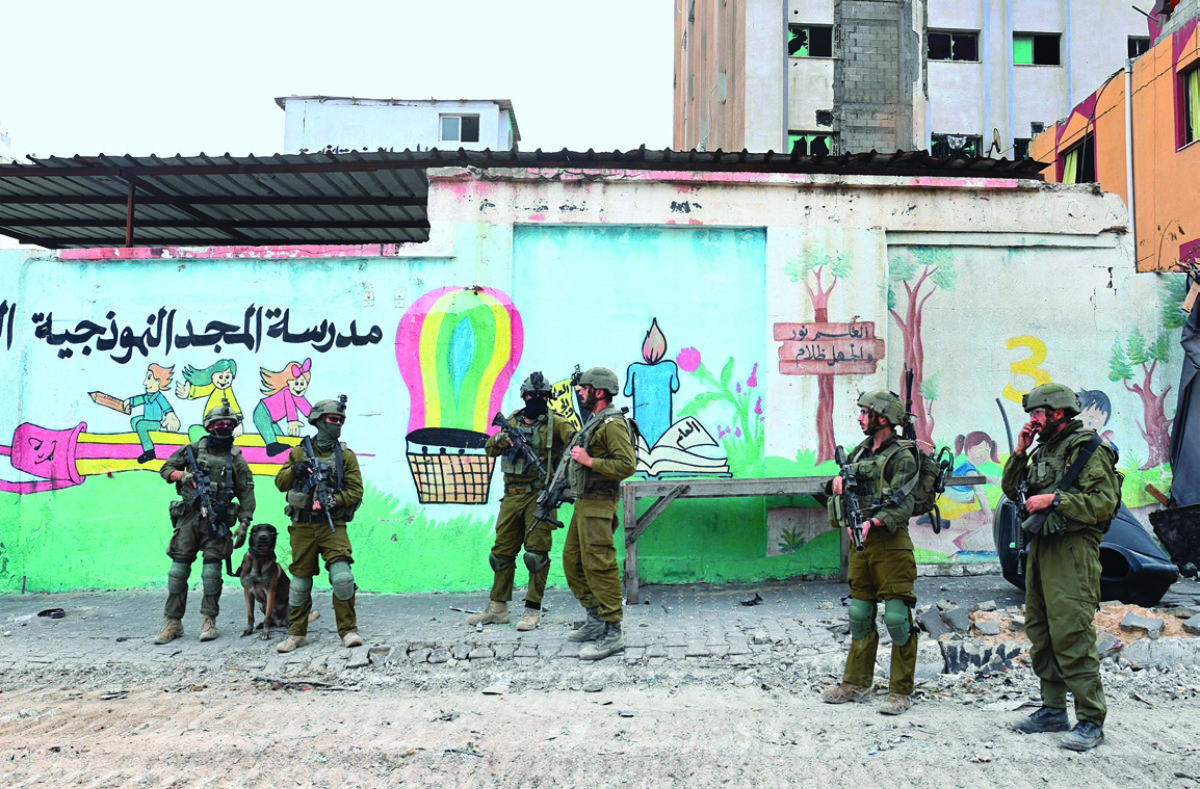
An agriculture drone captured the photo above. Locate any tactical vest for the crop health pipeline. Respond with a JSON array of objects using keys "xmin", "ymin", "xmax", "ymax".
[
  {"xmin": 285, "ymin": 441, "xmax": 358, "ymax": 524},
  {"xmin": 500, "ymin": 411, "xmax": 554, "ymax": 484},
  {"xmin": 175, "ymin": 439, "xmax": 241, "ymax": 527},
  {"xmin": 567, "ymin": 406, "xmax": 629, "ymax": 497},
  {"xmin": 1020, "ymin": 424, "xmax": 1119, "ymax": 533}
]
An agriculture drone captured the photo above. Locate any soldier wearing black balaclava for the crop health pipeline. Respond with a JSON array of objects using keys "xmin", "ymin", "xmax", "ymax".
[{"xmin": 274, "ymin": 396, "xmax": 364, "ymax": 653}]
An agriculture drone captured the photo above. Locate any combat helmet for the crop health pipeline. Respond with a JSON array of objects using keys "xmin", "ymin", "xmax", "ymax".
[
  {"xmin": 578, "ymin": 367, "xmax": 619, "ymax": 395},
  {"xmin": 520, "ymin": 371, "xmax": 551, "ymax": 397},
  {"xmin": 204, "ymin": 400, "xmax": 241, "ymax": 429},
  {"xmin": 857, "ymin": 390, "xmax": 909, "ymax": 426},
  {"xmin": 309, "ymin": 395, "xmax": 348, "ymax": 425},
  {"xmin": 1021, "ymin": 383, "xmax": 1081, "ymax": 417}
]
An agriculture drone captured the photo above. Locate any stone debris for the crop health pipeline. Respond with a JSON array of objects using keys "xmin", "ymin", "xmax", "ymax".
[{"xmin": 1121, "ymin": 611, "xmax": 1166, "ymax": 639}]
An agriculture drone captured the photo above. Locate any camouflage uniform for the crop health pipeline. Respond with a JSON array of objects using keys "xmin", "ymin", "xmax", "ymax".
[
  {"xmin": 1002, "ymin": 417, "xmax": 1120, "ymax": 726},
  {"xmin": 482, "ymin": 409, "xmax": 573, "ymax": 608},
  {"xmin": 274, "ymin": 399, "xmax": 364, "ymax": 645},
  {"xmin": 831, "ymin": 431, "xmax": 921, "ymax": 697},
  {"xmin": 159, "ymin": 436, "xmax": 255, "ymax": 623},
  {"xmin": 562, "ymin": 404, "xmax": 637, "ymax": 624}
]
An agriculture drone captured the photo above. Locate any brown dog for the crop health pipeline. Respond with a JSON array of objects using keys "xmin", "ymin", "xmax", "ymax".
[{"xmin": 236, "ymin": 523, "xmax": 291, "ymax": 639}]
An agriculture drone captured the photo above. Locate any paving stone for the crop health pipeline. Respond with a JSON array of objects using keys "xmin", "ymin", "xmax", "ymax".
[
  {"xmin": 467, "ymin": 646, "xmax": 495, "ymax": 660},
  {"xmin": 666, "ymin": 646, "xmax": 687, "ymax": 659},
  {"xmin": 427, "ymin": 648, "xmax": 451, "ymax": 664},
  {"xmin": 939, "ymin": 605, "xmax": 972, "ymax": 634},
  {"xmin": 918, "ymin": 609, "xmax": 953, "ymax": 640},
  {"xmin": 408, "ymin": 648, "xmax": 431, "ymax": 663},
  {"xmin": 974, "ymin": 620, "xmax": 1002, "ymax": 637}
]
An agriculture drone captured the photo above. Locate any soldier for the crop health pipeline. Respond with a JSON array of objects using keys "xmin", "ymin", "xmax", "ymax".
[
  {"xmin": 468, "ymin": 372, "xmax": 573, "ymax": 631},
  {"xmin": 822, "ymin": 390, "xmax": 921, "ymax": 715},
  {"xmin": 274, "ymin": 397, "xmax": 365, "ymax": 653},
  {"xmin": 1002, "ymin": 383, "xmax": 1120, "ymax": 751},
  {"xmin": 154, "ymin": 402, "xmax": 255, "ymax": 644},
  {"xmin": 560, "ymin": 367, "xmax": 637, "ymax": 661}
]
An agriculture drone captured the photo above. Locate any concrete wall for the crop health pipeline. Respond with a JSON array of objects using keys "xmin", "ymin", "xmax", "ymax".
[{"xmin": 0, "ymin": 168, "xmax": 1180, "ymax": 595}]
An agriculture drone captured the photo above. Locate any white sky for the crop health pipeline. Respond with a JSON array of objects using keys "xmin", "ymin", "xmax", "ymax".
[{"xmin": 0, "ymin": 0, "xmax": 675, "ymax": 159}]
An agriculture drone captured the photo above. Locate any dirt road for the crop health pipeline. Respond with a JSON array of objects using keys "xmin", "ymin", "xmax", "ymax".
[{"xmin": 3, "ymin": 661, "xmax": 1198, "ymax": 789}]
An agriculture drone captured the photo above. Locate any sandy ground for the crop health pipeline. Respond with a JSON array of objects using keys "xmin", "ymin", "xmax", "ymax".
[{"xmin": 2, "ymin": 658, "xmax": 1199, "ymax": 789}]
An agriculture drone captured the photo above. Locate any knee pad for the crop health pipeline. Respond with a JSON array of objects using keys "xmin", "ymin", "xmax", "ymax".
[
  {"xmin": 848, "ymin": 599, "xmax": 877, "ymax": 640},
  {"xmin": 523, "ymin": 551, "xmax": 550, "ymax": 574},
  {"xmin": 884, "ymin": 599, "xmax": 915, "ymax": 647},
  {"xmin": 329, "ymin": 561, "xmax": 355, "ymax": 601},
  {"xmin": 201, "ymin": 560, "xmax": 223, "ymax": 596},
  {"xmin": 290, "ymin": 574, "xmax": 313, "ymax": 608},
  {"xmin": 167, "ymin": 561, "xmax": 191, "ymax": 595},
  {"xmin": 489, "ymin": 552, "xmax": 517, "ymax": 573}
]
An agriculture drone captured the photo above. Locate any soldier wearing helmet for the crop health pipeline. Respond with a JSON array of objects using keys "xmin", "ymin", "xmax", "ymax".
[
  {"xmin": 1002, "ymin": 383, "xmax": 1121, "ymax": 751},
  {"xmin": 274, "ymin": 395, "xmax": 365, "ymax": 653},
  {"xmin": 822, "ymin": 389, "xmax": 921, "ymax": 715},
  {"xmin": 468, "ymin": 371, "xmax": 574, "ymax": 631},
  {"xmin": 561, "ymin": 367, "xmax": 637, "ymax": 661},
  {"xmin": 154, "ymin": 400, "xmax": 255, "ymax": 646}
]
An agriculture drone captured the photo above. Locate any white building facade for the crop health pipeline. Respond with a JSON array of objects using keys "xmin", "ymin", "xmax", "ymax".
[
  {"xmin": 277, "ymin": 96, "xmax": 521, "ymax": 154},
  {"xmin": 674, "ymin": 0, "xmax": 1150, "ymax": 158}
]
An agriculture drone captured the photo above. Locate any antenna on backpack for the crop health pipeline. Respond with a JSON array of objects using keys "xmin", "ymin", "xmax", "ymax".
[{"xmin": 901, "ymin": 366, "xmax": 917, "ymax": 441}]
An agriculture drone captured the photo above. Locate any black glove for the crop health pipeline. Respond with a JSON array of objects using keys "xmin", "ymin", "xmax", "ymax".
[{"xmin": 292, "ymin": 459, "xmax": 314, "ymax": 478}]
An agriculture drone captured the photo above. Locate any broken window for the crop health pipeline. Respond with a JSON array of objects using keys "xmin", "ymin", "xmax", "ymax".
[
  {"xmin": 788, "ymin": 132, "xmax": 836, "ymax": 156},
  {"xmin": 930, "ymin": 133, "xmax": 983, "ymax": 158},
  {"xmin": 1184, "ymin": 66, "xmax": 1200, "ymax": 146},
  {"xmin": 1060, "ymin": 135, "xmax": 1096, "ymax": 183},
  {"xmin": 440, "ymin": 114, "xmax": 481, "ymax": 144},
  {"xmin": 789, "ymin": 24, "xmax": 834, "ymax": 57},
  {"xmin": 1013, "ymin": 33, "xmax": 1060, "ymax": 66},
  {"xmin": 1128, "ymin": 37, "xmax": 1151, "ymax": 58},
  {"xmin": 928, "ymin": 31, "xmax": 979, "ymax": 62}
]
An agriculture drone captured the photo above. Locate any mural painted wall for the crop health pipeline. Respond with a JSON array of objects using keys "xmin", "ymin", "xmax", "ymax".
[{"xmin": 0, "ymin": 167, "xmax": 1184, "ymax": 595}]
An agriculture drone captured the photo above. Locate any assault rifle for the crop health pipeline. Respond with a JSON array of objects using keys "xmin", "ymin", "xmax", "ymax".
[
  {"xmin": 491, "ymin": 411, "xmax": 549, "ymax": 480},
  {"xmin": 533, "ymin": 428, "xmax": 587, "ymax": 529},
  {"xmin": 834, "ymin": 445, "xmax": 866, "ymax": 552},
  {"xmin": 301, "ymin": 436, "xmax": 338, "ymax": 533},
  {"xmin": 183, "ymin": 444, "xmax": 226, "ymax": 539}
]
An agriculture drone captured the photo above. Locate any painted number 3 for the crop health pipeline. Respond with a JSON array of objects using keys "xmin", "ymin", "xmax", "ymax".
[{"xmin": 1004, "ymin": 335, "xmax": 1052, "ymax": 403}]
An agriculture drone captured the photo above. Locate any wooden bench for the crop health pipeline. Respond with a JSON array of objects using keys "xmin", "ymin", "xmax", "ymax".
[{"xmin": 620, "ymin": 474, "xmax": 986, "ymax": 603}]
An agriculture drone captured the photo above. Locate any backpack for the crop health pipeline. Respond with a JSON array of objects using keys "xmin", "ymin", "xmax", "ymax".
[{"xmin": 877, "ymin": 439, "xmax": 953, "ymax": 520}]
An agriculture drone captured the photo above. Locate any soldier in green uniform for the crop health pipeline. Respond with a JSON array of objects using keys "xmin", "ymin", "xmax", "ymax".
[
  {"xmin": 274, "ymin": 397, "xmax": 365, "ymax": 653},
  {"xmin": 560, "ymin": 367, "xmax": 637, "ymax": 661},
  {"xmin": 154, "ymin": 402, "xmax": 255, "ymax": 644},
  {"xmin": 1002, "ymin": 383, "xmax": 1120, "ymax": 751},
  {"xmin": 467, "ymin": 372, "xmax": 573, "ymax": 631},
  {"xmin": 822, "ymin": 390, "xmax": 921, "ymax": 715}
]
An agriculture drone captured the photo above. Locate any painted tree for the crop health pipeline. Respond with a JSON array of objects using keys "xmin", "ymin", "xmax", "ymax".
[
  {"xmin": 1108, "ymin": 276, "xmax": 1187, "ymax": 469},
  {"xmin": 784, "ymin": 246, "xmax": 852, "ymax": 463},
  {"xmin": 887, "ymin": 247, "xmax": 957, "ymax": 447}
]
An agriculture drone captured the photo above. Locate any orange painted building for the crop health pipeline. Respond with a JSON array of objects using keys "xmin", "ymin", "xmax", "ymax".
[{"xmin": 1033, "ymin": 16, "xmax": 1200, "ymax": 272}]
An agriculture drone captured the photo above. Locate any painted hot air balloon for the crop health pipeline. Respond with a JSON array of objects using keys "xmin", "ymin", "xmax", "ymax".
[{"xmin": 396, "ymin": 286, "xmax": 523, "ymax": 504}]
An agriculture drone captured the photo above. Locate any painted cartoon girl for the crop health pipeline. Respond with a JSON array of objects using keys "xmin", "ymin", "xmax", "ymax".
[
  {"xmin": 254, "ymin": 359, "xmax": 314, "ymax": 456},
  {"xmin": 941, "ymin": 430, "xmax": 1001, "ymax": 518},
  {"xmin": 176, "ymin": 358, "xmax": 242, "ymax": 442}
]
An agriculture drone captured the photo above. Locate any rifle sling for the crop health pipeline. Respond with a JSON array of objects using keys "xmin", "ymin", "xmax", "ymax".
[{"xmin": 1021, "ymin": 433, "xmax": 1103, "ymax": 530}]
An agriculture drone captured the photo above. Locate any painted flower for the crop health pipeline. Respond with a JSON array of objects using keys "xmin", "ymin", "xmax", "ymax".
[
  {"xmin": 754, "ymin": 397, "xmax": 763, "ymax": 415},
  {"xmin": 677, "ymin": 347, "xmax": 702, "ymax": 373},
  {"xmin": 747, "ymin": 362, "xmax": 759, "ymax": 388}
]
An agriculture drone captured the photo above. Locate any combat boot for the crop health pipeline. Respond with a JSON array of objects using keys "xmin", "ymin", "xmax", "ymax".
[
  {"xmin": 579, "ymin": 621, "xmax": 624, "ymax": 660},
  {"xmin": 567, "ymin": 607, "xmax": 604, "ymax": 642},
  {"xmin": 1012, "ymin": 706, "xmax": 1070, "ymax": 734},
  {"xmin": 467, "ymin": 601, "xmax": 510, "ymax": 625},
  {"xmin": 516, "ymin": 607, "xmax": 541, "ymax": 632},
  {"xmin": 821, "ymin": 682, "xmax": 872, "ymax": 704},
  {"xmin": 1060, "ymin": 721, "xmax": 1104, "ymax": 751},
  {"xmin": 276, "ymin": 635, "xmax": 308, "ymax": 653},
  {"xmin": 879, "ymin": 693, "xmax": 912, "ymax": 715},
  {"xmin": 199, "ymin": 616, "xmax": 219, "ymax": 642},
  {"xmin": 154, "ymin": 618, "xmax": 184, "ymax": 645}
]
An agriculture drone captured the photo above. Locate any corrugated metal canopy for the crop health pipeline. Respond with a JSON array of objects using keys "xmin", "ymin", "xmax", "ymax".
[{"xmin": 0, "ymin": 148, "xmax": 1046, "ymax": 249}]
